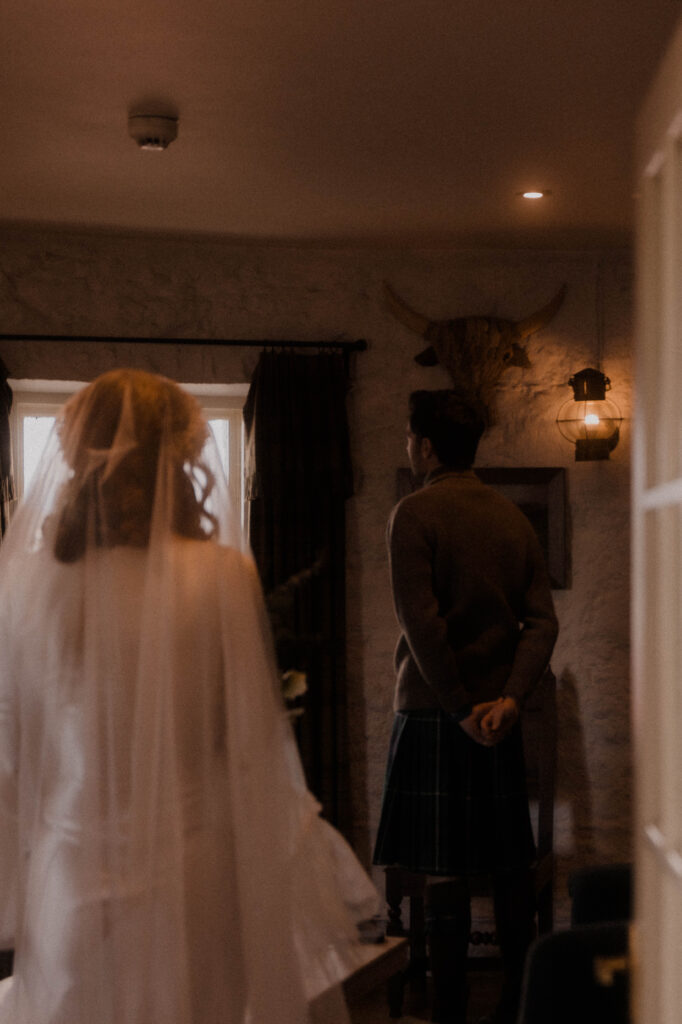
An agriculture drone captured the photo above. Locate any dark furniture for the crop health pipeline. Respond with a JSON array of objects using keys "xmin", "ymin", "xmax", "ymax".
[
  {"xmin": 517, "ymin": 862, "xmax": 633, "ymax": 1024},
  {"xmin": 568, "ymin": 862, "xmax": 632, "ymax": 927},
  {"xmin": 517, "ymin": 921, "xmax": 629, "ymax": 1024}
]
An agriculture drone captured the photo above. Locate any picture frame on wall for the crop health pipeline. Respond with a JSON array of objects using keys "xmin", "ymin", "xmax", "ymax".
[{"xmin": 395, "ymin": 466, "xmax": 568, "ymax": 589}]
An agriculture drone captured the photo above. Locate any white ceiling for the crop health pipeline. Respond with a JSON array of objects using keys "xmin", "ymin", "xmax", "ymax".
[{"xmin": 1, "ymin": 1, "xmax": 679, "ymax": 248}]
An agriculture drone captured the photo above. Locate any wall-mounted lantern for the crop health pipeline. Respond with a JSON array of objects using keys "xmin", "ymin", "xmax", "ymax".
[
  {"xmin": 556, "ymin": 366, "xmax": 622, "ymax": 460},
  {"xmin": 556, "ymin": 265, "xmax": 622, "ymax": 461}
]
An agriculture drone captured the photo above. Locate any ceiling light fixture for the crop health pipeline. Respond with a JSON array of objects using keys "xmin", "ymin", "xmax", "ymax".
[
  {"xmin": 128, "ymin": 114, "xmax": 178, "ymax": 151},
  {"xmin": 519, "ymin": 190, "xmax": 549, "ymax": 200}
]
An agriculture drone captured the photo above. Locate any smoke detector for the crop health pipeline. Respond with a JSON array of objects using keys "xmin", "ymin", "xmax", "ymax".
[{"xmin": 128, "ymin": 114, "xmax": 178, "ymax": 151}]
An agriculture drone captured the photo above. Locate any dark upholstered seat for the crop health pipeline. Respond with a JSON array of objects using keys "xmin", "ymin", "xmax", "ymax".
[{"xmin": 518, "ymin": 922, "xmax": 630, "ymax": 1024}]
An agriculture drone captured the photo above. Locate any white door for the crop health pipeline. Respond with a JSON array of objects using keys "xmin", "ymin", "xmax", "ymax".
[{"xmin": 634, "ymin": 14, "xmax": 682, "ymax": 1023}]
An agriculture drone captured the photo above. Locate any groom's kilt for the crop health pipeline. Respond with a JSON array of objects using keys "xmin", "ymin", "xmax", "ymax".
[{"xmin": 372, "ymin": 710, "xmax": 536, "ymax": 876}]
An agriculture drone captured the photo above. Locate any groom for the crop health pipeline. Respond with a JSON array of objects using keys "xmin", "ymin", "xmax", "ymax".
[{"xmin": 373, "ymin": 389, "xmax": 558, "ymax": 1024}]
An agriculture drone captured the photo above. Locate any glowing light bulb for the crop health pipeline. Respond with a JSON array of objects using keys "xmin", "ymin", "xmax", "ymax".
[
  {"xmin": 584, "ymin": 413, "xmax": 600, "ymax": 426},
  {"xmin": 522, "ymin": 191, "xmax": 544, "ymax": 199}
]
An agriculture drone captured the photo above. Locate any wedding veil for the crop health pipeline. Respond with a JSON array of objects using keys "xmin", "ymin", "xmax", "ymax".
[{"xmin": 0, "ymin": 369, "xmax": 378, "ymax": 1024}]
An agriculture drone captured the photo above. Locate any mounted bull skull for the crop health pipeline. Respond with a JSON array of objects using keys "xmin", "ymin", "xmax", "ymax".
[{"xmin": 384, "ymin": 282, "xmax": 566, "ymax": 422}]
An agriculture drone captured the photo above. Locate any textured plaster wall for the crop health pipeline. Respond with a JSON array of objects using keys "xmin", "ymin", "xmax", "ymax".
[{"xmin": 0, "ymin": 227, "xmax": 633, "ymax": 927}]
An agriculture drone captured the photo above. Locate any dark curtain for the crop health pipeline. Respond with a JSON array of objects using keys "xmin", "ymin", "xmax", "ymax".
[
  {"xmin": 0, "ymin": 360, "xmax": 13, "ymax": 538},
  {"xmin": 243, "ymin": 350, "xmax": 353, "ymax": 833}
]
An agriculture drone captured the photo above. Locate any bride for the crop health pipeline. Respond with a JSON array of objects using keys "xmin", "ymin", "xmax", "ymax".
[{"xmin": 0, "ymin": 369, "xmax": 378, "ymax": 1024}]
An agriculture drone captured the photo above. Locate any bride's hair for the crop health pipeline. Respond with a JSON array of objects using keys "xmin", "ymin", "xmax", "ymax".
[{"xmin": 53, "ymin": 369, "xmax": 218, "ymax": 562}]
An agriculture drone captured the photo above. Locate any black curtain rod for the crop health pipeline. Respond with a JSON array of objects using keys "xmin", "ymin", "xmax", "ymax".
[{"xmin": 0, "ymin": 334, "xmax": 367, "ymax": 352}]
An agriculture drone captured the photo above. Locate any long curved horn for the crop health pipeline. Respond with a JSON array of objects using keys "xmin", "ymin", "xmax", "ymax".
[
  {"xmin": 515, "ymin": 283, "xmax": 567, "ymax": 340},
  {"xmin": 383, "ymin": 282, "xmax": 431, "ymax": 337}
]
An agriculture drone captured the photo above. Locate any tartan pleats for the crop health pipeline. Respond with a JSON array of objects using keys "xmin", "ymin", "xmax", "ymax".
[{"xmin": 373, "ymin": 710, "xmax": 536, "ymax": 875}]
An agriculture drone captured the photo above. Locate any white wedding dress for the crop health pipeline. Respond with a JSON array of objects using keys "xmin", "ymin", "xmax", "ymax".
[{"xmin": 0, "ymin": 370, "xmax": 379, "ymax": 1024}]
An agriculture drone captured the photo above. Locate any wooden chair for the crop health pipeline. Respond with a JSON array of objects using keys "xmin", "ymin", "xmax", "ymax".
[{"xmin": 384, "ymin": 667, "xmax": 557, "ymax": 1017}]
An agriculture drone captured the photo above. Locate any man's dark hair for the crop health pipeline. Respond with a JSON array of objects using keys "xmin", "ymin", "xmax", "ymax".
[{"xmin": 408, "ymin": 389, "xmax": 485, "ymax": 469}]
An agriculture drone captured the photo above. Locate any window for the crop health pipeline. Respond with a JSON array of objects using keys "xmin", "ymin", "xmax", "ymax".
[{"xmin": 10, "ymin": 379, "xmax": 248, "ymax": 522}]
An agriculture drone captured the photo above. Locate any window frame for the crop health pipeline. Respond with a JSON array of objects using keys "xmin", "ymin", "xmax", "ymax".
[{"xmin": 9, "ymin": 379, "xmax": 248, "ymax": 522}]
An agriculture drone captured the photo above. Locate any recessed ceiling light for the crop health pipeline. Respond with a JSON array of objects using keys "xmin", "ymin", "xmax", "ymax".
[
  {"xmin": 128, "ymin": 113, "xmax": 178, "ymax": 151},
  {"xmin": 517, "ymin": 190, "xmax": 551, "ymax": 199}
]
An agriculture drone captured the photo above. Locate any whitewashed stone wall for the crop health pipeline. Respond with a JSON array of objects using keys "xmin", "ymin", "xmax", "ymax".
[{"xmin": 0, "ymin": 227, "xmax": 633, "ymax": 926}]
